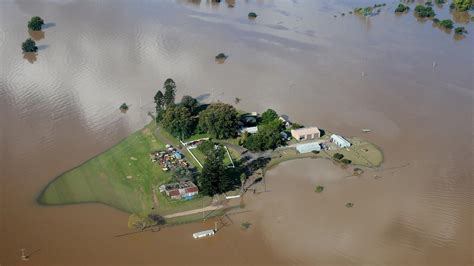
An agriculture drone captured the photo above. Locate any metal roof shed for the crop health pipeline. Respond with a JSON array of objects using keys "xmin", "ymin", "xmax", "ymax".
[{"xmin": 296, "ymin": 142, "xmax": 321, "ymax": 154}]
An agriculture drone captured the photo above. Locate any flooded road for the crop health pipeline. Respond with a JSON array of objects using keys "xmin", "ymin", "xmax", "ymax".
[{"xmin": 1, "ymin": 0, "xmax": 472, "ymax": 265}]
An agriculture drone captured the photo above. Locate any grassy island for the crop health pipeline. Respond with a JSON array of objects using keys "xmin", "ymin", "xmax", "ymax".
[{"xmin": 38, "ymin": 78, "xmax": 383, "ymax": 227}]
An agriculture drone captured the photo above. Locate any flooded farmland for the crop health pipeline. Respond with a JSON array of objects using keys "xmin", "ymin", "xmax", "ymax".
[{"xmin": 0, "ymin": 0, "xmax": 472, "ymax": 265}]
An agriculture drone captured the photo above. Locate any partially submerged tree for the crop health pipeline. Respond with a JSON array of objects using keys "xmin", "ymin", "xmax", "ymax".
[
  {"xmin": 163, "ymin": 78, "xmax": 176, "ymax": 108},
  {"xmin": 414, "ymin": 5, "xmax": 436, "ymax": 18},
  {"xmin": 128, "ymin": 213, "xmax": 164, "ymax": 230},
  {"xmin": 248, "ymin": 12, "xmax": 258, "ymax": 18},
  {"xmin": 439, "ymin": 19, "xmax": 454, "ymax": 29},
  {"xmin": 394, "ymin": 4, "xmax": 410, "ymax": 13},
  {"xmin": 455, "ymin": 26, "xmax": 467, "ymax": 34},
  {"xmin": 21, "ymin": 38, "xmax": 38, "ymax": 53},
  {"xmin": 28, "ymin": 16, "xmax": 44, "ymax": 31},
  {"xmin": 333, "ymin": 153, "xmax": 344, "ymax": 160},
  {"xmin": 315, "ymin": 185, "xmax": 324, "ymax": 193},
  {"xmin": 180, "ymin": 95, "xmax": 199, "ymax": 115}
]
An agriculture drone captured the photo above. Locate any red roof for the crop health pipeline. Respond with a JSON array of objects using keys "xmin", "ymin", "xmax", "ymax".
[
  {"xmin": 185, "ymin": 187, "xmax": 199, "ymax": 193},
  {"xmin": 168, "ymin": 189, "xmax": 180, "ymax": 196}
]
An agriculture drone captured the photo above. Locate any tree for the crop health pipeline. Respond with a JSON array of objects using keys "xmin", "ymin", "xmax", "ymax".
[
  {"xmin": 28, "ymin": 16, "xmax": 44, "ymax": 31},
  {"xmin": 198, "ymin": 147, "xmax": 230, "ymax": 196},
  {"xmin": 21, "ymin": 38, "xmax": 38, "ymax": 53},
  {"xmin": 197, "ymin": 140, "xmax": 216, "ymax": 156},
  {"xmin": 161, "ymin": 106, "xmax": 194, "ymax": 139},
  {"xmin": 333, "ymin": 153, "xmax": 344, "ymax": 160},
  {"xmin": 244, "ymin": 120, "xmax": 284, "ymax": 151},
  {"xmin": 197, "ymin": 103, "xmax": 239, "ymax": 139},
  {"xmin": 180, "ymin": 95, "xmax": 198, "ymax": 115},
  {"xmin": 248, "ymin": 12, "xmax": 258, "ymax": 18},
  {"xmin": 163, "ymin": 78, "xmax": 176, "ymax": 108},
  {"xmin": 261, "ymin": 109, "xmax": 278, "ymax": 124},
  {"xmin": 452, "ymin": 0, "xmax": 472, "ymax": 11},
  {"xmin": 154, "ymin": 90, "xmax": 165, "ymax": 122}
]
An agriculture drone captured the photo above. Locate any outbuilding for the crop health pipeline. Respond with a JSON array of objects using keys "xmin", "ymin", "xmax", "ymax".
[
  {"xmin": 296, "ymin": 142, "xmax": 321, "ymax": 154},
  {"xmin": 240, "ymin": 126, "xmax": 258, "ymax": 134},
  {"xmin": 330, "ymin": 134, "xmax": 351, "ymax": 148},
  {"xmin": 291, "ymin": 127, "xmax": 321, "ymax": 141}
]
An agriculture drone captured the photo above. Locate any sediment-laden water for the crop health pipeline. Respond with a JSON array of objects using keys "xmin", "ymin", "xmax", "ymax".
[{"xmin": 1, "ymin": 0, "xmax": 472, "ymax": 265}]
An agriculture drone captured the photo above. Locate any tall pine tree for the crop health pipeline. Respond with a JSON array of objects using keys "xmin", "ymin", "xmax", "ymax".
[
  {"xmin": 163, "ymin": 78, "xmax": 176, "ymax": 108},
  {"xmin": 198, "ymin": 147, "xmax": 229, "ymax": 196}
]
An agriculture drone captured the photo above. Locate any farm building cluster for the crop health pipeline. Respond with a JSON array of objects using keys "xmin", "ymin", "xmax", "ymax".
[
  {"xmin": 159, "ymin": 181, "xmax": 199, "ymax": 200},
  {"xmin": 150, "ymin": 145, "xmax": 189, "ymax": 172}
]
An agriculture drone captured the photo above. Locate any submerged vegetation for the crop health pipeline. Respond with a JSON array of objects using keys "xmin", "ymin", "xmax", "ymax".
[
  {"xmin": 414, "ymin": 5, "xmax": 436, "ymax": 18},
  {"xmin": 21, "ymin": 38, "xmax": 38, "ymax": 53},
  {"xmin": 455, "ymin": 26, "xmax": 467, "ymax": 34},
  {"xmin": 345, "ymin": 202, "xmax": 355, "ymax": 208},
  {"xmin": 119, "ymin": 103, "xmax": 129, "ymax": 112},
  {"xmin": 215, "ymin": 53, "xmax": 228, "ymax": 59},
  {"xmin": 315, "ymin": 186, "xmax": 324, "ymax": 193},
  {"xmin": 452, "ymin": 0, "xmax": 472, "ymax": 11},
  {"xmin": 395, "ymin": 4, "xmax": 410, "ymax": 13},
  {"xmin": 248, "ymin": 12, "xmax": 258, "ymax": 18},
  {"xmin": 438, "ymin": 19, "xmax": 454, "ymax": 29}
]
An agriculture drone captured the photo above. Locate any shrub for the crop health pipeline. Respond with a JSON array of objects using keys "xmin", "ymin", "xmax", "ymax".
[
  {"xmin": 425, "ymin": 1, "xmax": 433, "ymax": 6},
  {"xmin": 21, "ymin": 38, "xmax": 38, "ymax": 53},
  {"xmin": 345, "ymin": 202, "xmax": 354, "ymax": 208},
  {"xmin": 395, "ymin": 4, "xmax": 410, "ymax": 13},
  {"xmin": 315, "ymin": 185, "xmax": 324, "ymax": 193},
  {"xmin": 128, "ymin": 213, "xmax": 164, "ymax": 230},
  {"xmin": 433, "ymin": 18, "xmax": 440, "ymax": 23},
  {"xmin": 439, "ymin": 19, "xmax": 454, "ymax": 29},
  {"xmin": 248, "ymin": 12, "xmax": 258, "ymax": 18},
  {"xmin": 28, "ymin": 16, "xmax": 44, "ymax": 31},
  {"xmin": 333, "ymin": 153, "xmax": 344, "ymax": 160},
  {"xmin": 434, "ymin": 0, "xmax": 445, "ymax": 4}
]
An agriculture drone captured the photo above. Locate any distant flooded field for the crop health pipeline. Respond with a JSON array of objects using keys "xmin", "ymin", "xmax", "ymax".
[{"xmin": 1, "ymin": 0, "xmax": 472, "ymax": 265}]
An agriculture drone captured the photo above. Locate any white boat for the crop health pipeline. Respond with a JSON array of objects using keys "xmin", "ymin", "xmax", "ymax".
[
  {"xmin": 193, "ymin": 229, "xmax": 215, "ymax": 239},
  {"xmin": 362, "ymin": 129, "xmax": 371, "ymax": 133}
]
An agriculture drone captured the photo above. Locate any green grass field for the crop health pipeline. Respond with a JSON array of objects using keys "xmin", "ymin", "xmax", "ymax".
[{"xmin": 38, "ymin": 123, "xmax": 211, "ymax": 214}]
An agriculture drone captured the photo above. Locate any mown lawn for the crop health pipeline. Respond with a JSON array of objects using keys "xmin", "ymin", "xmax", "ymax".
[{"xmin": 38, "ymin": 123, "xmax": 211, "ymax": 214}]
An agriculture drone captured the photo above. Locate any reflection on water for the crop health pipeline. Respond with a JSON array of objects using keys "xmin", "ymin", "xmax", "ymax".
[
  {"xmin": 22, "ymin": 52, "xmax": 37, "ymax": 63},
  {"xmin": 1, "ymin": 0, "xmax": 473, "ymax": 265},
  {"xmin": 29, "ymin": 30, "xmax": 45, "ymax": 41}
]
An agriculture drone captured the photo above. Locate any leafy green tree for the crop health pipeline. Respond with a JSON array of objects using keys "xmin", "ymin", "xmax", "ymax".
[
  {"xmin": 197, "ymin": 140, "xmax": 216, "ymax": 156},
  {"xmin": 261, "ymin": 109, "xmax": 278, "ymax": 124},
  {"xmin": 180, "ymin": 95, "xmax": 199, "ymax": 115},
  {"xmin": 163, "ymin": 78, "xmax": 176, "ymax": 108},
  {"xmin": 198, "ymin": 147, "xmax": 229, "ymax": 196},
  {"xmin": 28, "ymin": 16, "xmax": 44, "ymax": 31},
  {"xmin": 21, "ymin": 38, "xmax": 38, "ymax": 52},
  {"xmin": 244, "ymin": 120, "xmax": 284, "ymax": 151},
  {"xmin": 161, "ymin": 106, "xmax": 194, "ymax": 139},
  {"xmin": 154, "ymin": 90, "xmax": 165, "ymax": 122},
  {"xmin": 452, "ymin": 0, "xmax": 472, "ymax": 11},
  {"xmin": 197, "ymin": 103, "xmax": 239, "ymax": 139}
]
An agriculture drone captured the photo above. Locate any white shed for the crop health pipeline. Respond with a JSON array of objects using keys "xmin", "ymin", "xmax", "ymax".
[{"xmin": 330, "ymin": 134, "xmax": 351, "ymax": 148}]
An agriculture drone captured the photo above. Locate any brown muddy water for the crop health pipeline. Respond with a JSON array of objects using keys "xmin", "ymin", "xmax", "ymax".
[{"xmin": 1, "ymin": 0, "xmax": 472, "ymax": 265}]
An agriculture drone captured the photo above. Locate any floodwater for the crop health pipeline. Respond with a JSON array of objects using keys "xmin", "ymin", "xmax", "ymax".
[{"xmin": 1, "ymin": 0, "xmax": 472, "ymax": 265}]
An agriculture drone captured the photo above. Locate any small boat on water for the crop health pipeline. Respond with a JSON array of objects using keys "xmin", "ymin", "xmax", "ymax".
[
  {"xmin": 362, "ymin": 129, "xmax": 371, "ymax": 133},
  {"xmin": 193, "ymin": 229, "xmax": 215, "ymax": 239}
]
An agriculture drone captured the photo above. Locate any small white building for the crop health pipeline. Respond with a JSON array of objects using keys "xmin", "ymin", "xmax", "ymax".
[
  {"xmin": 296, "ymin": 142, "xmax": 321, "ymax": 154},
  {"xmin": 240, "ymin": 126, "xmax": 258, "ymax": 134},
  {"xmin": 193, "ymin": 229, "xmax": 215, "ymax": 239},
  {"xmin": 330, "ymin": 134, "xmax": 351, "ymax": 148},
  {"xmin": 291, "ymin": 127, "xmax": 321, "ymax": 141}
]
